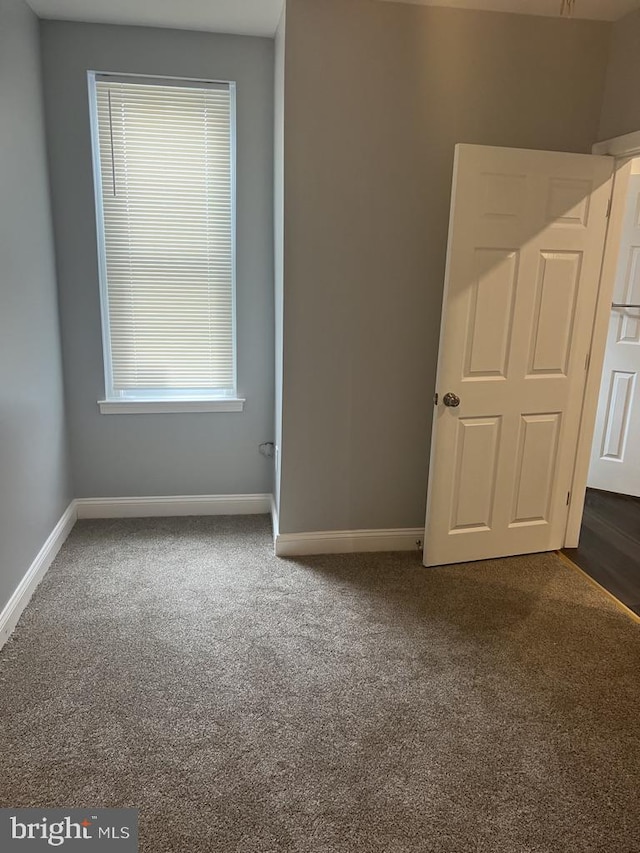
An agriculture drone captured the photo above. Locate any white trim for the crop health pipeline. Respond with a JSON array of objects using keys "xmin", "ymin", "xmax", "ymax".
[
  {"xmin": 565, "ymin": 134, "xmax": 640, "ymax": 546},
  {"xmin": 275, "ymin": 528, "xmax": 424, "ymax": 557},
  {"xmin": 229, "ymin": 80, "xmax": 238, "ymax": 403},
  {"xmin": 593, "ymin": 130, "xmax": 640, "ymax": 159},
  {"xmin": 87, "ymin": 71, "xmax": 115, "ymax": 399},
  {"xmin": 75, "ymin": 493, "xmax": 271, "ymax": 519},
  {"xmin": 0, "ymin": 502, "xmax": 77, "ymax": 651},
  {"xmin": 98, "ymin": 398, "xmax": 245, "ymax": 414},
  {"xmin": 566, "ymin": 159, "xmax": 634, "ymax": 546},
  {"xmin": 270, "ymin": 494, "xmax": 279, "ymax": 542},
  {"xmin": 88, "ymin": 70, "xmax": 239, "ymax": 405}
]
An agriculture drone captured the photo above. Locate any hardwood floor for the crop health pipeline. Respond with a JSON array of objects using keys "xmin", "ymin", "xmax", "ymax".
[{"xmin": 563, "ymin": 488, "xmax": 640, "ymax": 617}]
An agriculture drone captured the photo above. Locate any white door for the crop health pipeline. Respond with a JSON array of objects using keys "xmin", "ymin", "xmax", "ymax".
[
  {"xmin": 424, "ymin": 144, "xmax": 612, "ymax": 567},
  {"xmin": 588, "ymin": 167, "xmax": 640, "ymax": 497}
]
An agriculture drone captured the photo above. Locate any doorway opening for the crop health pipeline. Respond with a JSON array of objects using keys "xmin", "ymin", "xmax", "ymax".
[{"xmin": 563, "ymin": 156, "xmax": 640, "ymax": 617}]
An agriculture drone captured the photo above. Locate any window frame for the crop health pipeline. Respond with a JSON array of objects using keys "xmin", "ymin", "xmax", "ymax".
[{"xmin": 87, "ymin": 70, "xmax": 243, "ymax": 414}]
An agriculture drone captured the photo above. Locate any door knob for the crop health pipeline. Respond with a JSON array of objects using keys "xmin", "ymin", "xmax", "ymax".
[{"xmin": 443, "ymin": 392, "xmax": 460, "ymax": 408}]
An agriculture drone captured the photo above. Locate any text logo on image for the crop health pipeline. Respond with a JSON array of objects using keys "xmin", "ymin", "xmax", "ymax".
[{"xmin": 0, "ymin": 809, "xmax": 138, "ymax": 851}]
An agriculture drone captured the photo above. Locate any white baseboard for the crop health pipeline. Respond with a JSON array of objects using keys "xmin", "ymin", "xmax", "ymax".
[
  {"xmin": 0, "ymin": 501, "xmax": 77, "ymax": 651},
  {"xmin": 1, "ymin": 500, "xmax": 417, "ymax": 650},
  {"xmin": 275, "ymin": 527, "xmax": 424, "ymax": 557},
  {"xmin": 75, "ymin": 493, "xmax": 272, "ymax": 519}
]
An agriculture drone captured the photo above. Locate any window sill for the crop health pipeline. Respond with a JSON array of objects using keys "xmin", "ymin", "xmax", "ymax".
[{"xmin": 98, "ymin": 399, "xmax": 245, "ymax": 414}]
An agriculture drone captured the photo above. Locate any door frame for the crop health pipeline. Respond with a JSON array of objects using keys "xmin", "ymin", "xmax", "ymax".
[{"xmin": 564, "ymin": 130, "xmax": 640, "ymax": 546}]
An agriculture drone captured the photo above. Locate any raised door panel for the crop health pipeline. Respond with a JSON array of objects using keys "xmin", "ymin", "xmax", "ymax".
[
  {"xmin": 510, "ymin": 413, "xmax": 561, "ymax": 527},
  {"xmin": 463, "ymin": 249, "xmax": 518, "ymax": 380},
  {"xmin": 449, "ymin": 417, "xmax": 501, "ymax": 533},
  {"xmin": 481, "ymin": 173, "xmax": 526, "ymax": 219},
  {"xmin": 617, "ymin": 245, "xmax": 640, "ymax": 344},
  {"xmin": 527, "ymin": 252, "xmax": 581, "ymax": 377},
  {"xmin": 601, "ymin": 371, "xmax": 636, "ymax": 461},
  {"xmin": 546, "ymin": 178, "xmax": 591, "ymax": 227}
]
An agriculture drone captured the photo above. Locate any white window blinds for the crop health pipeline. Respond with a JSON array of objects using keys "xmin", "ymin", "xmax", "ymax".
[{"xmin": 91, "ymin": 74, "xmax": 236, "ymax": 399}]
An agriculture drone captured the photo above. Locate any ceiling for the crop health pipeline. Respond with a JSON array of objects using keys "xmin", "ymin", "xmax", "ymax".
[
  {"xmin": 380, "ymin": 0, "xmax": 640, "ymax": 21},
  {"xmin": 26, "ymin": 0, "xmax": 285, "ymax": 37},
  {"xmin": 26, "ymin": 0, "xmax": 640, "ymax": 36}
]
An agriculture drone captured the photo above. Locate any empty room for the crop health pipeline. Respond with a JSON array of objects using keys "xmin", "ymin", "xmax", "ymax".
[{"xmin": 1, "ymin": 0, "xmax": 639, "ymax": 850}]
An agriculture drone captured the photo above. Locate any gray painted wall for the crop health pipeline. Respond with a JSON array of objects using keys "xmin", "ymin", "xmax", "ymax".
[
  {"xmin": 40, "ymin": 21, "xmax": 275, "ymax": 498},
  {"xmin": 278, "ymin": 0, "xmax": 611, "ymax": 534},
  {"xmin": 0, "ymin": 0, "xmax": 71, "ymax": 613},
  {"xmin": 599, "ymin": 9, "xmax": 640, "ymax": 141}
]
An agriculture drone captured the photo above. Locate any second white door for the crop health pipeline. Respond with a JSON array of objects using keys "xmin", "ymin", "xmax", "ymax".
[{"xmin": 588, "ymin": 165, "xmax": 640, "ymax": 497}]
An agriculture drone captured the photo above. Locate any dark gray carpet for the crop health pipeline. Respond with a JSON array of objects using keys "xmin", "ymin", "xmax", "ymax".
[{"xmin": 1, "ymin": 516, "xmax": 639, "ymax": 852}]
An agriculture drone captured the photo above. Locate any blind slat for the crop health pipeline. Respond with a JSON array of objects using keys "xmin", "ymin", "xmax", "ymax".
[{"xmin": 94, "ymin": 76, "xmax": 235, "ymax": 394}]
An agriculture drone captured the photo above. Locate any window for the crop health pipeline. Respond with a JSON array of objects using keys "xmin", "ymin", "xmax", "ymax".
[{"xmin": 88, "ymin": 72, "xmax": 242, "ymax": 413}]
